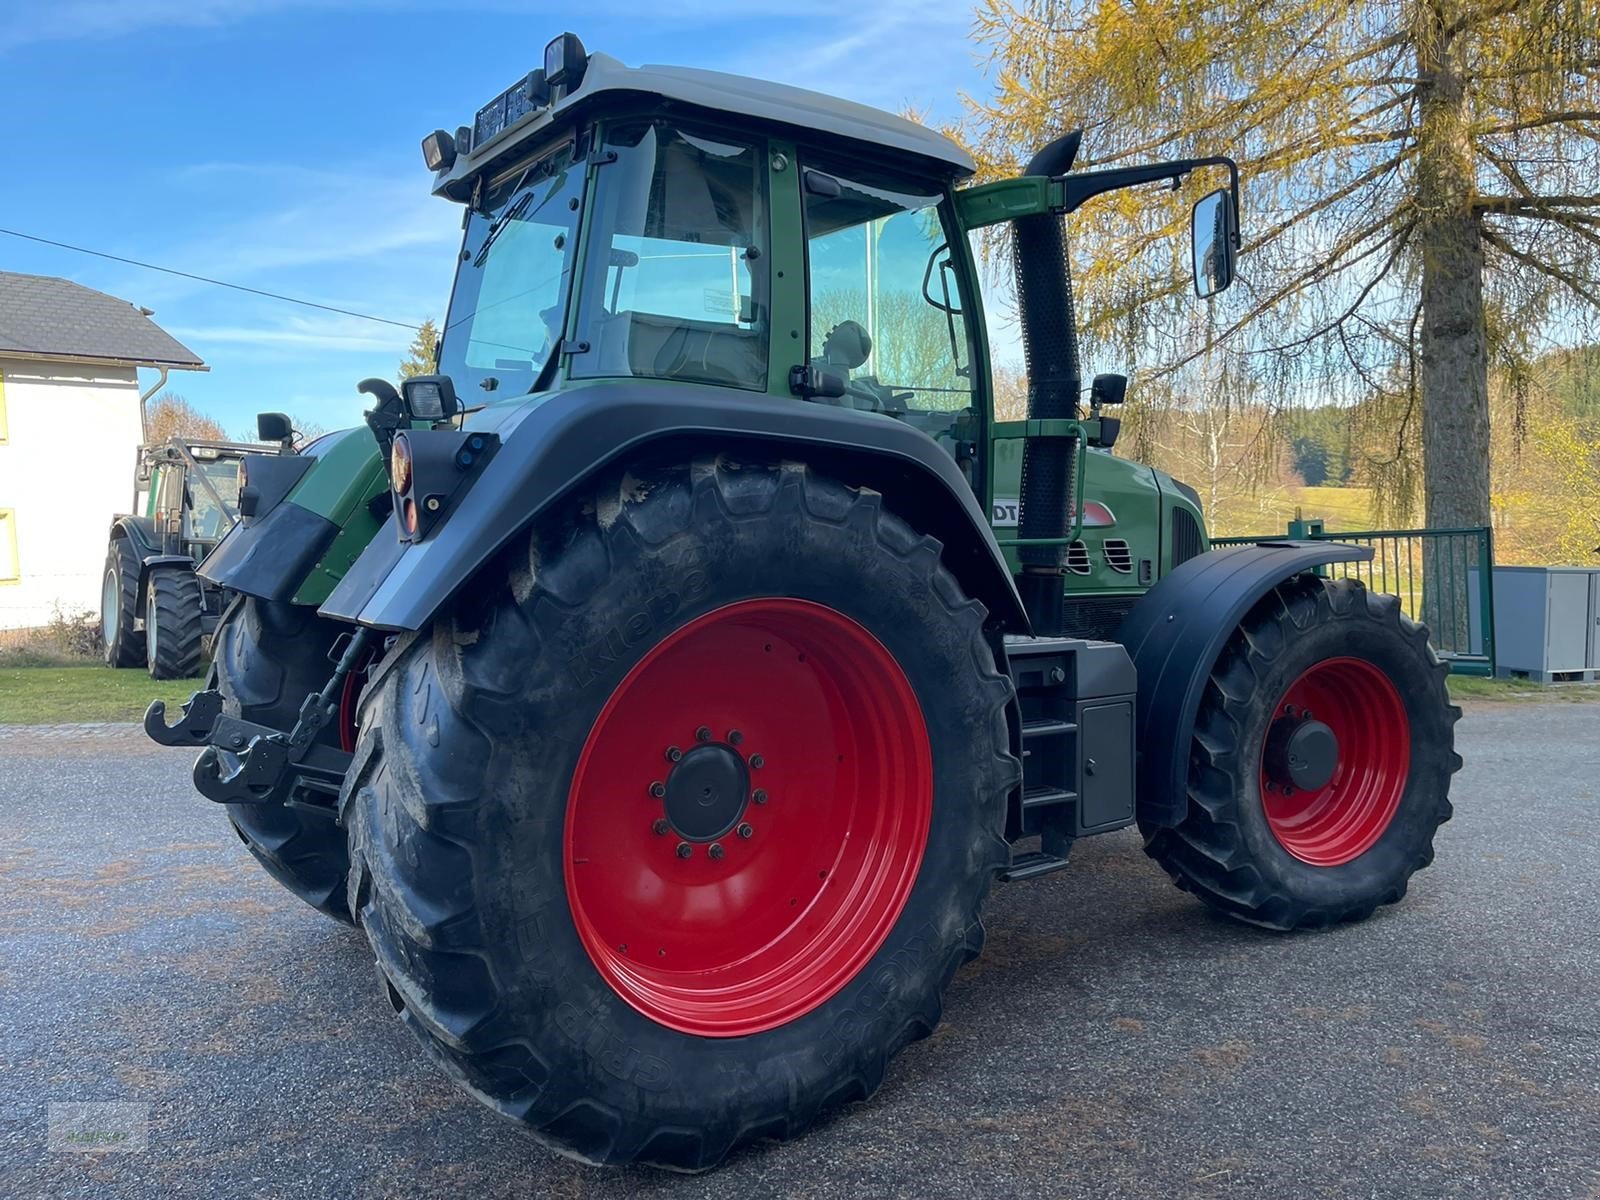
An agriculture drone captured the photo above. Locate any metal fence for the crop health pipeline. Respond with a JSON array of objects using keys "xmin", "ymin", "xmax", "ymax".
[{"xmin": 1212, "ymin": 520, "xmax": 1495, "ymax": 676}]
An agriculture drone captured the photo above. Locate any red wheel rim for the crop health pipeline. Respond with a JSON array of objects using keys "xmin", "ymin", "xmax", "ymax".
[
  {"xmin": 564, "ymin": 598, "xmax": 933, "ymax": 1037},
  {"xmin": 338, "ymin": 653, "xmax": 373, "ymax": 754},
  {"xmin": 1258, "ymin": 656, "xmax": 1410, "ymax": 867}
]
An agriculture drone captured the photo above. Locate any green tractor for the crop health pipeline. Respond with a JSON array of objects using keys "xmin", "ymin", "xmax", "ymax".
[
  {"xmin": 147, "ymin": 36, "xmax": 1459, "ymax": 1171},
  {"xmin": 102, "ymin": 436, "xmax": 278, "ymax": 679}
]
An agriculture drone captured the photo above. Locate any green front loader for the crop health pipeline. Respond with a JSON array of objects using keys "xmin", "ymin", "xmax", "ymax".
[{"xmin": 148, "ymin": 36, "xmax": 1458, "ymax": 1171}]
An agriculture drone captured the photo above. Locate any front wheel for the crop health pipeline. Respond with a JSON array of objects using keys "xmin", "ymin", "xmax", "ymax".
[
  {"xmin": 1141, "ymin": 575, "xmax": 1461, "ymax": 931},
  {"xmin": 343, "ymin": 459, "xmax": 1017, "ymax": 1169},
  {"xmin": 146, "ymin": 569, "xmax": 206, "ymax": 680}
]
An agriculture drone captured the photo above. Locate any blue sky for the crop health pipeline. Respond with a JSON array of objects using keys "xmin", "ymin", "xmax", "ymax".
[{"xmin": 0, "ymin": 0, "xmax": 992, "ymax": 435}]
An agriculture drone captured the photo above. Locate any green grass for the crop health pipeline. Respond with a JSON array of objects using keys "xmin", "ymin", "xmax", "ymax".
[
  {"xmin": 0, "ymin": 666, "xmax": 206, "ymax": 724},
  {"xmin": 1447, "ymin": 674, "xmax": 1600, "ymax": 703}
]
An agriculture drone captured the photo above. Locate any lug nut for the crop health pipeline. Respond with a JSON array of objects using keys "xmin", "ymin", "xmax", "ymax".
[
  {"xmin": 695, "ymin": 725, "xmax": 712, "ymax": 742},
  {"xmin": 665, "ymin": 746, "xmax": 682, "ymax": 762},
  {"xmin": 753, "ymin": 788, "xmax": 768, "ymax": 805},
  {"xmin": 728, "ymin": 729, "xmax": 743, "ymax": 745},
  {"xmin": 737, "ymin": 823, "xmax": 753, "ymax": 839},
  {"xmin": 709, "ymin": 843, "xmax": 725, "ymax": 860},
  {"xmin": 675, "ymin": 842, "xmax": 692, "ymax": 859},
  {"xmin": 750, "ymin": 754, "xmax": 764, "ymax": 769},
  {"xmin": 649, "ymin": 781, "xmax": 666, "ymax": 797},
  {"xmin": 652, "ymin": 819, "xmax": 670, "ymax": 836}
]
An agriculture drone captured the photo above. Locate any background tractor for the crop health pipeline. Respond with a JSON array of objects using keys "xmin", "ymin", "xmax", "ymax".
[
  {"xmin": 147, "ymin": 35, "xmax": 1459, "ymax": 1171},
  {"xmin": 102, "ymin": 437, "xmax": 274, "ymax": 679}
]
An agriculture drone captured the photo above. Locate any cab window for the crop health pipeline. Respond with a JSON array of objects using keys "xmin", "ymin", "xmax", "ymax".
[
  {"xmin": 438, "ymin": 143, "xmax": 585, "ymax": 398},
  {"xmin": 572, "ymin": 122, "xmax": 769, "ymax": 390},
  {"xmin": 802, "ymin": 161, "xmax": 978, "ymax": 472}
]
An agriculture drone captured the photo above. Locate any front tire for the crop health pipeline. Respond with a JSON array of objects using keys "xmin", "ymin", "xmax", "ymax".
[
  {"xmin": 1141, "ymin": 575, "xmax": 1460, "ymax": 931},
  {"xmin": 212, "ymin": 596, "xmax": 354, "ymax": 924},
  {"xmin": 343, "ymin": 459, "xmax": 1017, "ymax": 1170},
  {"xmin": 145, "ymin": 569, "xmax": 206, "ymax": 680}
]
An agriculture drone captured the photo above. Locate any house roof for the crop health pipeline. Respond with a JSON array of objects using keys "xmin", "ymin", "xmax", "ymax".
[{"xmin": 0, "ymin": 270, "xmax": 205, "ymax": 369}]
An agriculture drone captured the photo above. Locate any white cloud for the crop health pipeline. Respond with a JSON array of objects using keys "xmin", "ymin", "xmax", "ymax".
[{"xmin": 166, "ymin": 321, "xmax": 407, "ymax": 353}]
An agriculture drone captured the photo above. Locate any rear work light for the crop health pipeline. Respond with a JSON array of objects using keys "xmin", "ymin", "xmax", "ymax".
[{"xmin": 391, "ymin": 434, "xmax": 414, "ymax": 496}]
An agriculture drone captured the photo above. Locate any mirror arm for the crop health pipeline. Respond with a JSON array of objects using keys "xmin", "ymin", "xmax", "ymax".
[{"xmin": 1056, "ymin": 155, "xmax": 1242, "ymax": 248}]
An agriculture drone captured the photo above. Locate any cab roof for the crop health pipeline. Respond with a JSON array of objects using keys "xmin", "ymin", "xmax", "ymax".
[{"xmin": 430, "ymin": 51, "xmax": 975, "ymax": 201}]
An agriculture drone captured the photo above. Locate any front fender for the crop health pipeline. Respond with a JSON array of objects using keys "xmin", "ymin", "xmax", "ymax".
[
  {"xmin": 1117, "ymin": 540, "xmax": 1374, "ymax": 828},
  {"xmin": 320, "ymin": 381, "xmax": 1028, "ymax": 634}
]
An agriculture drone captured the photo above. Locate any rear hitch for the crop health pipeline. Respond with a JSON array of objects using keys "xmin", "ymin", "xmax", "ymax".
[
  {"xmin": 152, "ymin": 627, "xmax": 374, "ymax": 807},
  {"xmin": 144, "ymin": 688, "xmax": 225, "ymax": 747}
]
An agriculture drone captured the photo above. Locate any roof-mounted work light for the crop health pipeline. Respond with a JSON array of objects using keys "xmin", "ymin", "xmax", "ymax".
[
  {"xmin": 422, "ymin": 128, "xmax": 457, "ymax": 173},
  {"xmin": 544, "ymin": 32, "xmax": 588, "ymax": 94}
]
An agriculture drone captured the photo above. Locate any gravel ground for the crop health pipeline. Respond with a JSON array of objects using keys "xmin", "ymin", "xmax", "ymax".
[{"xmin": 1, "ymin": 702, "xmax": 1597, "ymax": 1199}]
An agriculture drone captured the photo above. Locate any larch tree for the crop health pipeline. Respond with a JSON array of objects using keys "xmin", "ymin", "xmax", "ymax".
[
  {"xmin": 145, "ymin": 391, "xmax": 227, "ymax": 443},
  {"xmin": 963, "ymin": 0, "xmax": 1600, "ymax": 534},
  {"xmin": 398, "ymin": 318, "xmax": 441, "ymax": 381}
]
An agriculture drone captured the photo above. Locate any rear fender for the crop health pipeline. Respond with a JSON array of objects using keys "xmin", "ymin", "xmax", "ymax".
[
  {"xmin": 199, "ymin": 428, "xmax": 387, "ymax": 605},
  {"xmin": 1117, "ymin": 541, "xmax": 1374, "ymax": 828},
  {"xmin": 319, "ymin": 381, "xmax": 1028, "ymax": 634}
]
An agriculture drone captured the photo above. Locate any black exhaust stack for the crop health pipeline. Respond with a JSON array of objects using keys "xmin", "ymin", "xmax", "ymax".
[{"xmin": 1011, "ymin": 129, "xmax": 1084, "ymax": 636}]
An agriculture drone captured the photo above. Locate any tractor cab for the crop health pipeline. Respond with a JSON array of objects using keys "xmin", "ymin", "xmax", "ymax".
[{"xmin": 425, "ymin": 44, "xmax": 984, "ymax": 470}]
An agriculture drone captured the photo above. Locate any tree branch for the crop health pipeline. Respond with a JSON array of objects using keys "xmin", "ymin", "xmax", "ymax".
[
  {"xmin": 1477, "ymin": 110, "xmax": 1600, "ymax": 136},
  {"xmin": 1482, "ymin": 227, "xmax": 1600, "ymax": 306},
  {"xmin": 1473, "ymin": 195, "xmax": 1600, "ymax": 215}
]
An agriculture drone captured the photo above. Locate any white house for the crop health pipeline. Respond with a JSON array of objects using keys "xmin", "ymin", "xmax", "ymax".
[{"xmin": 0, "ymin": 270, "xmax": 206, "ymax": 630}]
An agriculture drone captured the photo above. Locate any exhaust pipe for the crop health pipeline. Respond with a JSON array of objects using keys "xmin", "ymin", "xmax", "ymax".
[{"xmin": 1011, "ymin": 129, "xmax": 1083, "ymax": 636}]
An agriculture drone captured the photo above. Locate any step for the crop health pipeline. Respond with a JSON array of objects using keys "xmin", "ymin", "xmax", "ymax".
[
  {"xmin": 1021, "ymin": 718, "xmax": 1077, "ymax": 739},
  {"xmin": 1000, "ymin": 850, "xmax": 1072, "ymax": 882},
  {"xmin": 1021, "ymin": 785, "xmax": 1078, "ymax": 811}
]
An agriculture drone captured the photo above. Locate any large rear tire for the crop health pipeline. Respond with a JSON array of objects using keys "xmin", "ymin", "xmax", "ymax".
[
  {"xmin": 212, "ymin": 596, "xmax": 354, "ymax": 924},
  {"xmin": 145, "ymin": 569, "xmax": 206, "ymax": 680},
  {"xmin": 1140, "ymin": 575, "xmax": 1460, "ymax": 930},
  {"xmin": 101, "ymin": 539, "xmax": 145, "ymax": 667},
  {"xmin": 343, "ymin": 459, "xmax": 1017, "ymax": 1170}
]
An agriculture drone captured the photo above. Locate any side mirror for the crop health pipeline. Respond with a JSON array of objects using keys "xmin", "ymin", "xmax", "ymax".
[
  {"xmin": 256, "ymin": 412, "xmax": 293, "ymax": 443},
  {"xmin": 1191, "ymin": 188, "xmax": 1237, "ymax": 297}
]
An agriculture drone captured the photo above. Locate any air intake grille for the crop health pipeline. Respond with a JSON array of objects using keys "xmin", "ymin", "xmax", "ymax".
[
  {"xmin": 1103, "ymin": 539, "xmax": 1133, "ymax": 574},
  {"xmin": 1061, "ymin": 595, "xmax": 1137, "ymax": 641},
  {"xmin": 1066, "ymin": 541, "xmax": 1092, "ymax": 575},
  {"xmin": 1171, "ymin": 507, "xmax": 1204, "ymax": 567}
]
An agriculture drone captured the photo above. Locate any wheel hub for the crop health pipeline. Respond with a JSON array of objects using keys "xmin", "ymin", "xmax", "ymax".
[
  {"xmin": 1263, "ymin": 709, "xmax": 1339, "ymax": 792},
  {"xmin": 662, "ymin": 741, "xmax": 750, "ymax": 841}
]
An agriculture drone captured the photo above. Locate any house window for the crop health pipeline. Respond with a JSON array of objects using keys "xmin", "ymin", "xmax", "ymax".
[{"xmin": 0, "ymin": 510, "xmax": 18, "ymax": 583}]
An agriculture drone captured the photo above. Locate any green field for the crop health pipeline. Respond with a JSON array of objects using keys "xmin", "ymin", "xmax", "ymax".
[{"xmin": 0, "ymin": 666, "xmax": 206, "ymax": 724}]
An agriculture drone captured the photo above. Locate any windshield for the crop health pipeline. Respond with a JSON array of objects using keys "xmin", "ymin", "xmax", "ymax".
[
  {"xmin": 571, "ymin": 122, "xmax": 769, "ymax": 390},
  {"xmin": 189, "ymin": 458, "xmax": 242, "ymax": 541},
  {"xmin": 438, "ymin": 142, "xmax": 585, "ymax": 398}
]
